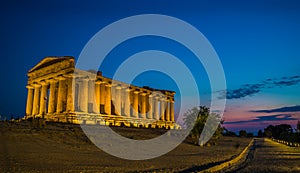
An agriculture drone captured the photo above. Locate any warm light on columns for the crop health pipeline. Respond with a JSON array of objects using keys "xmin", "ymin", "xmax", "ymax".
[
  {"xmin": 132, "ymin": 90, "xmax": 139, "ymax": 118},
  {"xmin": 79, "ymin": 78, "xmax": 88, "ymax": 112},
  {"xmin": 114, "ymin": 85, "xmax": 122, "ymax": 115},
  {"xmin": 56, "ymin": 76, "xmax": 67, "ymax": 113},
  {"xmin": 153, "ymin": 95, "xmax": 159, "ymax": 120},
  {"xmin": 148, "ymin": 94, "xmax": 153, "ymax": 119},
  {"xmin": 160, "ymin": 96, "xmax": 165, "ymax": 121},
  {"xmin": 165, "ymin": 98, "xmax": 170, "ymax": 121},
  {"xmin": 124, "ymin": 88, "xmax": 131, "ymax": 117},
  {"xmin": 104, "ymin": 83, "xmax": 112, "ymax": 115},
  {"xmin": 39, "ymin": 81, "xmax": 48, "ymax": 116},
  {"xmin": 48, "ymin": 79, "xmax": 57, "ymax": 114},
  {"xmin": 95, "ymin": 81, "xmax": 101, "ymax": 113},
  {"xmin": 99, "ymin": 82, "xmax": 105, "ymax": 113},
  {"xmin": 26, "ymin": 85, "xmax": 34, "ymax": 116},
  {"xmin": 32, "ymin": 83, "xmax": 41, "ymax": 116},
  {"xmin": 88, "ymin": 79, "xmax": 98, "ymax": 113},
  {"xmin": 170, "ymin": 100, "xmax": 175, "ymax": 122},
  {"xmin": 140, "ymin": 92, "xmax": 147, "ymax": 119},
  {"xmin": 66, "ymin": 76, "xmax": 74, "ymax": 113}
]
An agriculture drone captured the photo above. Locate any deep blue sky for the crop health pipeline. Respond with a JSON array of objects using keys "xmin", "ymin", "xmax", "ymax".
[{"xmin": 0, "ymin": 0, "xmax": 299, "ymax": 132}]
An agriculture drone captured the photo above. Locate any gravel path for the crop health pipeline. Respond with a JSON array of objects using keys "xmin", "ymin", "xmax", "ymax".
[{"xmin": 237, "ymin": 138, "xmax": 300, "ymax": 173}]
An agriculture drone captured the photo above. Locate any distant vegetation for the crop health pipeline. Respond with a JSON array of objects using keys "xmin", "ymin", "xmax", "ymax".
[
  {"xmin": 256, "ymin": 121, "xmax": 300, "ymax": 143},
  {"xmin": 229, "ymin": 121, "xmax": 300, "ymax": 144}
]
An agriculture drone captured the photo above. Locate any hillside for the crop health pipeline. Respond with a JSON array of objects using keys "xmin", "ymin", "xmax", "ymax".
[{"xmin": 0, "ymin": 121, "xmax": 251, "ymax": 172}]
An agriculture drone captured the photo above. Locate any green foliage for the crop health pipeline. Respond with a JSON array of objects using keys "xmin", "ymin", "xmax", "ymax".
[
  {"xmin": 183, "ymin": 106, "xmax": 223, "ymax": 146},
  {"xmin": 264, "ymin": 125, "xmax": 274, "ymax": 138},
  {"xmin": 183, "ymin": 107, "xmax": 203, "ymax": 132},
  {"xmin": 264, "ymin": 124, "xmax": 293, "ymax": 140},
  {"xmin": 257, "ymin": 129, "xmax": 264, "ymax": 137},
  {"xmin": 247, "ymin": 132, "xmax": 254, "ymax": 137},
  {"xmin": 223, "ymin": 130, "xmax": 237, "ymax": 137},
  {"xmin": 239, "ymin": 130, "xmax": 247, "ymax": 137},
  {"xmin": 238, "ymin": 130, "xmax": 254, "ymax": 138}
]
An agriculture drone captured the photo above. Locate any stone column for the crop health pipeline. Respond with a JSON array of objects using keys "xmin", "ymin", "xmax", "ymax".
[
  {"xmin": 95, "ymin": 81, "xmax": 101, "ymax": 113},
  {"xmin": 39, "ymin": 81, "xmax": 48, "ymax": 116},
  {"xmin": 165, "ymin": 98, "xmax": 170, "ymax": 121},
  {"xmin": 104, "ymin": 84, "xmax": 111, "ymax": 115},
  {"xmin": 100, "ymin": 83, "xmax": 106, "ymax": 113},
  {"xmin": 66, "ymin": 77, "xmax": 74, "ymax": 113},
  {"xmin": 120, "ymin": 87, "xmax": 125, "ymax": 115},
  {"xmin": 32, "ymin": 83, "xmax": 41, "ymax": 116},
  {"xmin": 148, "ymin": 94, "xmax": 153, "ymax": 119},
  {"xmin": 113, "ymin": 85, "xmax": 122, "ymax": 115},
  {"xmin": 79, "ymin": 78, "xmax": 88, "ymax": 112},
  {"xmin": 26, "ymin": 85, "xmax": 34, "ymax": 116},
  {"xmin": 170, "ymin": 99, "xmax": 175, "ymax": 122},
  {"xmin": 124, "ymin": 88, "xmax": 131, "ymax": 117},
  {"xmin": 159, "ymin": 97, "xmax": 165, "ymax": 121},
  {"xmin": 88, "ymin": 79, "xmax": 98, "ymax": 113},
  {"xmin": 132, "ymin": 90, "xmax": 139, "ymax": 118},
  {"xmin": 56, "ymin": 76, "xmax": 67, "ymax": 113},
  {"xmin": 48, "ymin": 79, "xmax": 57, "ymax": 114},
  {"xmin": 140, "ymin": 92, "xmax": 146, "ymax": 119},
  {"xmin": 153, "ymin": 95, "xmax": 159, "ymax": 120}
]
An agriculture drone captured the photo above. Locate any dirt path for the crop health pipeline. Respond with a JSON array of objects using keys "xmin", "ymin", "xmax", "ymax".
[{"xmin": 237, "ymin": 138, "xmax": 300, "ymax": 172}]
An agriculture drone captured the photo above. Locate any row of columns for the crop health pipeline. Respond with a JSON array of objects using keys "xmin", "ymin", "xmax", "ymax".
[
  {"xmin": 26, "ymin": 76, "xmax": 175, "ymax": 122},
  {"xmin": 26, "ymin": 75, "xmax": 73, "ymax": 117},
  {"xmin": 76, "ymin": 78, "xmax": 175, "ymax": 122}
]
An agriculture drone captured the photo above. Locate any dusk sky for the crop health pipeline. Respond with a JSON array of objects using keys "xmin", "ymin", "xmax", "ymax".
[{"xmin": 0, "ymin": 0, "xmax": 299, "ymax": 133}]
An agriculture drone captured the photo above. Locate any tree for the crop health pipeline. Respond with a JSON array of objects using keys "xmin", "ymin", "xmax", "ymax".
[
  {"xmin": 264, "ymin": 125, "xmax": 274, "ymax": 138},
  {"xmin": 223, "ymin": 130, "xmax": 237, "ymax": 137},
  {"xmin": 297, "ymin": 121, "xmax": 300, "ymax": 133},
  {"xmin": 183, "ymin": 106, "xmax": 223, "ymax": 146},
  {"xmin": 257, "ymin": 129, "xmax": 264, "ymax": 137},
  {"xmin": 239, "ymin": 130, "xmax": 247, "ymax": 137},
  {"xmin": 264, "ymin": 124, "xmax": 293, "ymax": 141},
  {"xmin": 247, "ymin": 132, "xmax": 254, "ymax": 138}
]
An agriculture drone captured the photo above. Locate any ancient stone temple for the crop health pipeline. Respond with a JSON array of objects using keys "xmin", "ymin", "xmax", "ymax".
[{"xmin": 25, "ymin": 56, "xmax": 178, "ymax": 129}]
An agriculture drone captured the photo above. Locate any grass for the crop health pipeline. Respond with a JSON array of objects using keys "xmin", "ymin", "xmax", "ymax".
[{"xmin": 0, "ymin": 121, "xmax": 252, "ymax": 172}]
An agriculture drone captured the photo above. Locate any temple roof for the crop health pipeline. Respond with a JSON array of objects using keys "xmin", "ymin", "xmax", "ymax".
[{"xmin": 28, "ymin": 56, "xmax": 74, "ymax": 73}]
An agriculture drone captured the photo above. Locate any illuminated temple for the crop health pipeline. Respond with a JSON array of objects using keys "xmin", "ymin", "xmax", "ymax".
[{"xmin": 25, "ymin": 56, "xmax": 178, "ymax": 129}]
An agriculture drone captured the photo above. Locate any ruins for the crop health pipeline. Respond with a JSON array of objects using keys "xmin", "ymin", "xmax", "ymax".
[{"xmin": 25, "ymin": 56, "xmax": 178, "ymax": 129}]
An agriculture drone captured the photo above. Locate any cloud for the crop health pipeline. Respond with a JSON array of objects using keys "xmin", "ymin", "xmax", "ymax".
[
  {"xmin": 220, "ymin": 75, "xmax": 300, "ymax": 99},
  {"xmin": 224, "ymin": 83, "xmax": 264, "ymax": 99},
  {"xmin": 224, "ymin": 114, "xmax": 297, "ymax": 124},
  {"xmin": 250, "ymin": 105, "xmax": 300, "ymax": 113}
]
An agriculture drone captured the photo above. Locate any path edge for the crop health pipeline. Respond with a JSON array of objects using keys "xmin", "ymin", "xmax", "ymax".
[{"xmin": 199, "ymin": 138, "xmax": 255, "ymax": 173}]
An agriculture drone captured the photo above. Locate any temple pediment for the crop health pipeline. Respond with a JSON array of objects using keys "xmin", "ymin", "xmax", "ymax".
[
  {"xmin": 28, "ymin": 56, "xmax": 74, "ymax": 73},
  {"xmin": 27, "ymin": 56, "xmax": 75, "ymax": 83}
]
